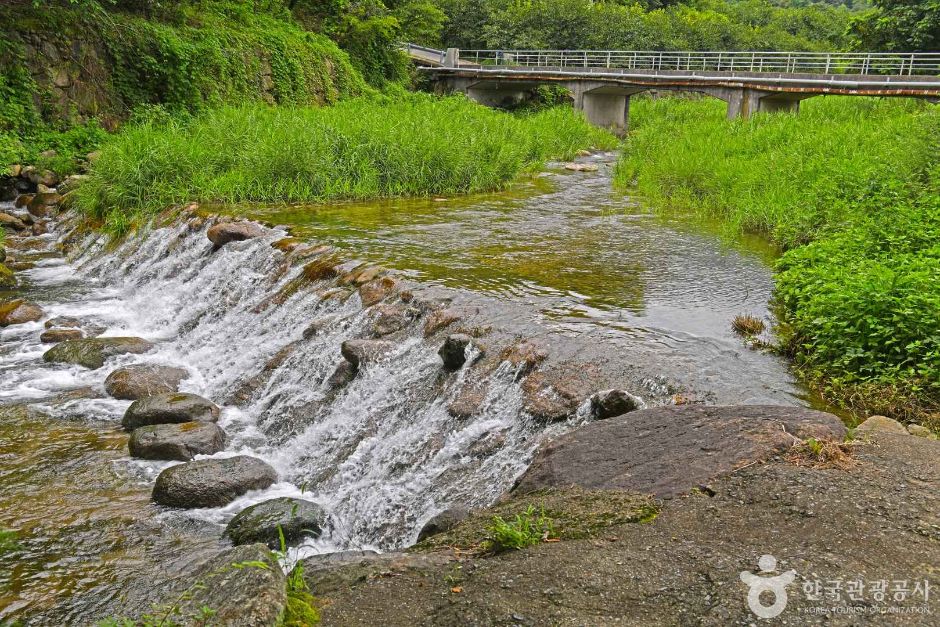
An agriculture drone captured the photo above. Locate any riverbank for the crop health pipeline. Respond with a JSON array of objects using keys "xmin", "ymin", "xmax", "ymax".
[{"xmin": 616, "ymin": 96, "xmax": 940, "ymax": 428}]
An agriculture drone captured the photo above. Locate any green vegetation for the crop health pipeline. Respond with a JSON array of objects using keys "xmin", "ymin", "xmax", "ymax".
[
  {"xmin": 75, "ymin": 94, "xmax": 615, "ymax": 233},
  {"xmin": 849, "ymin": 0, "xmax": 939, "ymax": 51},
  {"xmin": 484, "ymin": 505, "xmax": 554, "ymax": 552},
  {"xmin": 281, "ymin": 563, "xmax": 320, "ymax": 626},
  {"xmin": 433, "ymin": 0, "xmax": 852, "ymax": 51},
  {"xmin": 0, "ymin": 1, "xmax": 366, "ymax": 172},
  {"xmin": 616, "ymin": 96, "xmax": 939, "ymax": 424}
]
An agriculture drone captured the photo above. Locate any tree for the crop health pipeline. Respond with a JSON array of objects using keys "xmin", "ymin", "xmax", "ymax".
[{"xmin": 850, "ymin": 0, "xmax": 940, "ymax": 51}]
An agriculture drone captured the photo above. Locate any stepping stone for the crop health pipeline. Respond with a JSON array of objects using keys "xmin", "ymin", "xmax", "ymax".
[
  {"xmin": 225, "ymin": 497, "xmax": 327, "ymax": 548},
  {"xmin": 122, "ymin": 392, "xmax": 219, "ymax": 431},
  {"xmin": 153, "ymin": 455, "xmax": 278, "ymax": 508},
  {"xmin": 129, "ymin": 422, "xmax": 226, "ymax": 461}
]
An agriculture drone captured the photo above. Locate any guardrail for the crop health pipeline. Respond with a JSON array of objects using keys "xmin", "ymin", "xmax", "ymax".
[
  {"xmin": 402, "ymin": 43, "xmax": 446, "ymax": 64},
  {"xmin": 456, "ymin": 49, "xmax": 940, "ymax": 76}
]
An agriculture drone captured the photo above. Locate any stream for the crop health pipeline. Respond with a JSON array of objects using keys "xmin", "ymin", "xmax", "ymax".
[{"xmin": 0, "ymin": 153, "xmax": 806, "ymax": 623}]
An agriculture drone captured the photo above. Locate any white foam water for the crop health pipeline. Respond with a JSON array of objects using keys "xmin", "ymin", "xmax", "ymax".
[{"xmin": 3, "ymin": 219, "xmax": 557, "ymax": 553}]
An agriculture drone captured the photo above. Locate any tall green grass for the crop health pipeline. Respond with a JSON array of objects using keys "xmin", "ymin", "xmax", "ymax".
[
  {"xmin": 616, "ymin": 96, "xmax": 940, "ymax": 424},
  {"xmin": 76, "ymin": 94, "xmax": 614, "ymax": 230}
]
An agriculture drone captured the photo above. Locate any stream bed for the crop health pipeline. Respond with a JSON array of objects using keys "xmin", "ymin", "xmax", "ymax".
[{"xmin": 0, "ymin": 153, "xmax": 806, "ymax": 623}]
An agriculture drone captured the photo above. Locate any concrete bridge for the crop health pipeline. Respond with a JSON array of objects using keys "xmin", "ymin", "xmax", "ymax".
[{"xmin": 404, "ymin": 45, "xmax": 940, "ymax": 133}]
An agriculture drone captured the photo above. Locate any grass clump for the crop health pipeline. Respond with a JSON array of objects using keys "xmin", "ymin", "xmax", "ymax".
[
  {"xmin": 616, "ymin": 96, "xmax": 940, "ymax": 425},
  {"xmin": 731, "ymin": 314, "xmax": 766, "ymax": 339},
  {"xmin": 786, "ymin": 437, "xmax": 857, "ymax": 470},
  {"xmin": 76, "ymin": 94, "xmax": 614, "ymax": 233}
]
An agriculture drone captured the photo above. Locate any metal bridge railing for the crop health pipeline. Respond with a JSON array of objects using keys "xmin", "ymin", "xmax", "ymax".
[{"xmin": 456, "ymin": 50, "xmax": 940, "ymax": 76}]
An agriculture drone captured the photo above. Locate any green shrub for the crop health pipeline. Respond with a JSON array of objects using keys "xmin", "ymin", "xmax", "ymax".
[
  {"xmin": 484, "ymin": 505, "xmax": 554, "ymax": 553},
  {"xmin": 75, "ymin": 94, "xmax": 615, "ymax": 230},
  {"xmin": 616, "ymin": 95, "xmax": 939, "ymax": 422}
]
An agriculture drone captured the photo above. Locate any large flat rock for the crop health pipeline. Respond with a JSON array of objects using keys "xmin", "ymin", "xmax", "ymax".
[{"xmin": 513, "ymin": 405, "xmax": 846, "ymax": 498}]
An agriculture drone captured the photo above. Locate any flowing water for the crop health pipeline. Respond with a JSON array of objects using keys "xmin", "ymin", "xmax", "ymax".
[{"xmin": 0, "ymin": 154, "xmax": 805, "ymax": 623}]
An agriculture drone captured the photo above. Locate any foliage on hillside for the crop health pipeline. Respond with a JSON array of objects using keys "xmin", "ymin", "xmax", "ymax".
[
  {"xmin": 432, "ymin": 0, "xmax": 852, "ymax": 51},
  {"xmin": 0, "ymin": 1, "xmax": 366, "ymax": 170},
  {"xmin": 75, "ymin": 94, "xmax": 616, "ymax": 233},
  {"xmin": 616, "ymin": 96, "xmax": 940, "ymax": 423}
]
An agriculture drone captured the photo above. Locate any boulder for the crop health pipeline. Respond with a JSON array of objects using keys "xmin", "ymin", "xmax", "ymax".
[
  {"xmin": 301, "ymin": 551, "xmax": 451, "ymax": 598},
  {"xmin": 40, "ymin": 327, "xmax": 84, "ymax": 343},
  {"xmin": 590, "ymin": 389, "xmax": 642, "ymax": 420},
  {"xmin": 302, "ymin": 315, "xmax": 337, "ymax": 340},
  {"xmin": 856, "ymin": 415, "xmax": 908, "ymax": 435},
  {"xmin": 225, "ymin": 497, "xmax": 327, "ymax": 548},
  {"xmin": 207, "ymin": 222, "xmax": 265, "ymax": 248},
  {"xmin": 0, "ymin": 212, "xmax": 26, "ymax": 231},
  {"xmin": 104, "ymin": 364, "xmax": 189, "ymax": 400},
  {"xmin": 31, "ymin": 220, "xmax": 48, "ymax": 236},
  {"xmin": 326, "ymin": 360, "xmax": 357, "ymax": 389},
  {"xmin": 423, "ymin": 307, "xmax": 462, "ymax": 337},
  {"xmin": 14, "ymin": 193, "xmax": 33, "ymax": 208},
  {"xmin": 0, "ymin": 299, "xmax": 43, "ymax": 326},
  {"xmin": 27, "ymin": 192, "xmax": 60, "ymax": 217},
  {"xmin": 43, "ymin": 336, "xmax": 154, "ymax": 369},
  {"xmin": 152, "ymin": 455, "xmax": 278, "ymax": 508},
  {"xmin": 370, "ymin": 304, "xmax": 415, "ymax": 337},
  {"xmin": 564, "ymin": 163, "xmax": 598, "ymax": 172},
  {"xmin": 151, "ymin": 543, "xmax": 285, "ymax": 626},
  {"xmin": 122, "ymin": 392, "xmax": 220, "ymax": 431},
  {"xmin": 340, "ymin": 339, "xmax": 394, "ymax": 369},
  {"xmin": 417, "ymin": 506, "xmax": 470, "ymax": 542},
  {"xmin": 129, "ymin": 422, "xmax": 226, "ymax": 461},
  {"xmin": 439, "ymin": 333, "xmax": 473, "ymax": 370},
  {"xmin": 514, "ymin": 405, "xmax": 847, "ymax": 498}
]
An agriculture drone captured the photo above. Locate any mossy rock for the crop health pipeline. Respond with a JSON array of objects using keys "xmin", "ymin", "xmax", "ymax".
[
  {"xmin": 0, "ymin": 264, "xmax": 16, "ymax": 289},
  {"xmin": 413, "ymin": 488, "xmax": 658, "ymax": 553},
  {"xmin": 42, "ymin": 336, "xmax": 154, "ymax": 369},
  {"xmin": 122, "ymin": 392, "xmax": 220, "ymax": 431},
  {"xmin": 225, "ymin": 497, "xmax": 327, "ymax": 549}
]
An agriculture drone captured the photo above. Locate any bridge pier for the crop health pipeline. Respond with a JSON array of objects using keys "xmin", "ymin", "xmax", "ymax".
[
  {"xmin": 571, "ymin": 84, "xmax": 644, "ymax": 135},
  {"xmin": 718, "ymin": 88, "xmax": 807, "ymax": 119}
]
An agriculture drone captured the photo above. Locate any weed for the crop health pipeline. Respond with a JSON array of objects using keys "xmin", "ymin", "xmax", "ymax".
[
  {"xmin": 731, "ymin": 314, "xmax": 765, "ymax": 338},
  {"xmin": 483, "ymin": 505, "xmax": 555, "ymax": 553},
  {"xmin": 786, "ymin": 436, "xmax": 857, "ymax": 470}
]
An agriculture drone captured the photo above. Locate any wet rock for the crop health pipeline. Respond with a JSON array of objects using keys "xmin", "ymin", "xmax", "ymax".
[
  {"xmin": 207, "ymin": 221, "xmax": 265, "ymax": 248},
  {"xmin": 359, "ymin": 276, "xmax": 398, "ymax": 307},
  {"xmin": 423, "ymin": 307, "xmax": 462, "ymax": 337},
  {"xmin": 14, "ymin": 193, "xmax": 33, "ymax": 208},
  {"xmin": 302, "ymin": 315, "xmax": 337, "ymax": 340},
  {"xmin": 514, "ymin": 405, "xmax": 847, "ymax": 498},
  {"xmin": 27, "ymin": 192, "xmax": 60, "ymax": 217},
  {"xmin": 447, "ymin": 381, "xmax": 489, "ymax": 418},
  {"xmin": 501, "ymin": 340, "xmax": 548, "ymax": 374},
  {"xmin": 0, "ymin": 299, "xmax": 43, "ymax": 326},
  {"xmin": 370, "ymin": 304, "xmax": 415, "ymax": 337},
  {"xmin": 439, "ymin": 333, "xmax": 473, "ymax": 370},
  {"xmin": 105, "ymin": 364, "xmax": 189, "ymax": 400},
  {"xmin": 39, "ymin": 327, "xmax": 84, "ymax": 343},
  {"xmin": 44, "ymin": 316, "xmax": 82, "ymax": 329},
  {"xmin": 417, "ymin": 506, "xmax": 470, "ymax": 542},
  {"xmin": 153, "ymin": 543, "xmax": 285, "ymax": 625},
  {"xmin": 42, "ymin": 336, "xmax": 154, "ymax": 369},
  {"xmin": 0, "ymin": 212, "xmax": 26, "ymax": 231},
  {"xmin": 57, "ymin": 174, "xmax": 88, "ymax": 194},
  {"xmin": 129, "ymin": 422, "xmax": 227, "ymax": 461},
  {"xmin": 564, "ymin": 163, "xmax": 598, "ymax": 172},
  {"xmin": 30, "ymin": 220, "xmax": 48, "ymax": 236},
  {"xmin": 153, "ymin": 455, "xmax": 278, "ymax": 508},
  {"xmin": 341, "ymin": 339, "xmax": 394, "ymax": 369},
  {"xmin": 590, "ymin": 389, "xmax": 642, "ymax": 420},
  {"xmin": 25, "ymin": 168, "xmax": 58, "ymax": 188},
  {"xmin": 225, "ymin": 497, "xmax": 327, "ymax": 548},
  {"xmin": 521, "ymin": 364, "xmax": 602, "ymax": 423},
  {"xmin": 301, "ymin": 551, "xmax": 451, "ymax": 597},
  {"xmin": 122, "ymin": 392, "xmax": 220, "ymax": 431},
  {"xmin": 327, "ymin": 360, "xmax": 358, "ymax": 389}
]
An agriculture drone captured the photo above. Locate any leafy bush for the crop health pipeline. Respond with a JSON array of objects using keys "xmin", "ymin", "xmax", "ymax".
[
  {"xmin": 616, "ymin": 95, "xmax": 939, "ymax": 422},
  {"xmin": 484, "ymin": 505, "xmax": 554, "ymax": 553},
  {"xmin": 76, "ymin": 94, "xmax": 615, "ymax": 231}
]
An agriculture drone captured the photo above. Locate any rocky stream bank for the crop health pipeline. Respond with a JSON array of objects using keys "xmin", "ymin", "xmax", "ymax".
[{"xmin": 1, "ymin": 173, "xmax": 938, "ymax": 624}]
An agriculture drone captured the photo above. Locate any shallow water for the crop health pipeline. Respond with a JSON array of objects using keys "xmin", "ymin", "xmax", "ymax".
[{"xmin": 0, "ymin": 154, "xmax": 806, "ymax": 623}]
